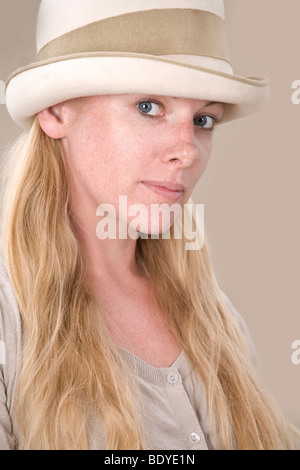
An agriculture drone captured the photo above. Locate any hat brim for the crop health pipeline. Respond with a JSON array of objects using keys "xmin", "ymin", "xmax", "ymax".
[{"xmin": 5, "ymin": 52, "xmax": 269, "ymax": 129}]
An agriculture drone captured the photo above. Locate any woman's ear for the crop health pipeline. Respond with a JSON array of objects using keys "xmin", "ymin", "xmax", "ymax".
[{"xmin": 38, "ymin": 103, "xmax": 66, "ymax": 139}]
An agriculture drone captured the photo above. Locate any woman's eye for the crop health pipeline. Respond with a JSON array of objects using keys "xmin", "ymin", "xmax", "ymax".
[
  {"xmin": 137, "ymin": 101, "xmax": 161, "ymax": 116},
  {"xmin": 194, "ymin": 115, "xmax": 216, "ymax": 129}
]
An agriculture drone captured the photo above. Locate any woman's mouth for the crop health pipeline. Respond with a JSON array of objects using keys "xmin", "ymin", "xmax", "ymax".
[{"xmin": 141, "ymin": 181, "xmax": 185, "ymax": 202}]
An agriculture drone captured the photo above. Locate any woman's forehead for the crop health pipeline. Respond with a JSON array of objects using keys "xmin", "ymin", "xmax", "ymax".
[{"xmin": 69, "ymin": 94, "xmax": 224, "ymax": 107}]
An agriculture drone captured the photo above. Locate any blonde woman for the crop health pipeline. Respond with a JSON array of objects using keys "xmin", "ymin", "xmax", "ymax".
[{"xmin": 0, "ymin": 0, "xmax": 299, "ymax": 450}]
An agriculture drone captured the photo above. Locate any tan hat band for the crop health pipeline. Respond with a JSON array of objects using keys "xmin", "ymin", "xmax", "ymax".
[{"xmin": 37, "ymin": 9, "xmax": 231, "ymax": 63}]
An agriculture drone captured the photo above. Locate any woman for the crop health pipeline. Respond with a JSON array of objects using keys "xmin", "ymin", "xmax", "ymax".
[{"xmin": 0, "ymin": 0, "xmax": 298, "ymax": 450}]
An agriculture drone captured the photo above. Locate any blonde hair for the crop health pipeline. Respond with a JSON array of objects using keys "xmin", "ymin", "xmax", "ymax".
[{"xmin": 1, "ymin": 118, "xmax": 298, "ymax": 449}]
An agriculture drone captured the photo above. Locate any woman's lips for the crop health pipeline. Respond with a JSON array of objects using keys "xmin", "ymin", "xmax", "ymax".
[{"xmin": 141, "ymin": 181, "xmax": 185, "ymax": 202}]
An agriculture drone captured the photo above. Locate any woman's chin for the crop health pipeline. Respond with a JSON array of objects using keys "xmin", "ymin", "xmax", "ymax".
[
  {"xmin": 127, "ymin": 204, "xmax": 181, "ymax": 239},
  {"xmin": 128, "ymin": 218, "xmax": 175, "ymax": 239}
]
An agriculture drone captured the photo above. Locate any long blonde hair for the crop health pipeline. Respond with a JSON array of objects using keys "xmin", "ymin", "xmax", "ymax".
[{"xmin": 1, "ymin": 118, "xmax": 298, "ymax": 449}]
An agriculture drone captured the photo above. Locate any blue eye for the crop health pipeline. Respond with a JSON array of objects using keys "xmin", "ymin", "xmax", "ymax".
[
  {"xmin": 138, "ymin": 101, "xmax": 161, "ymax": 116},
  {"xmin": 194, "ymin": 115, "xmax": 216, "ymax": 129}
]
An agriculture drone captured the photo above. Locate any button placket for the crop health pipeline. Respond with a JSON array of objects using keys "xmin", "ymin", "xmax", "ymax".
[{"xmin": 162, "ymin": 367, "xmax": 208, "ymax": 450}]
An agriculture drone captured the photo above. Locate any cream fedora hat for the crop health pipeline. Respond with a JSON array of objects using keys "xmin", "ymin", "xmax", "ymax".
[{"xmin": 5, "ymin": 0, "xmax": 269, "ymax": 129}]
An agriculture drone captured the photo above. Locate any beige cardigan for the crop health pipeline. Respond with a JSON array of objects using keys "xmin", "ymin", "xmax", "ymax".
[{"xmin": 0, "ymin": 257, "xmax": 261, "ymax": 450}]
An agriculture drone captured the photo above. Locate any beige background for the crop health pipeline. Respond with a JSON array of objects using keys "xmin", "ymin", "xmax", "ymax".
[{"xmin": 0, "ymin": 0, "xmax": 299, "ymax": 429}]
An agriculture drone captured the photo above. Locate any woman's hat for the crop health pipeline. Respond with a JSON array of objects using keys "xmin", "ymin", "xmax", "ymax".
[{"xmin": 5, "ymin": 0, "xmax": 269, "ymax": 129}]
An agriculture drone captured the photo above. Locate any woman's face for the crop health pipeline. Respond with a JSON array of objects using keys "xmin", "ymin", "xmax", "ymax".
[{"xmin": 59, "ymin": 94, "xmax": 224, "ymax": 236}]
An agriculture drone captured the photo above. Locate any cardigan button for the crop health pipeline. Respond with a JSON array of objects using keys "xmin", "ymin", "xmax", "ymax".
[
  {"xmin": 167, "ymin": 372, "xmax": 179, "ymax": 384},
  {"xmin": 189, "ymin": 432, "xmax": 201, "ymax": 444}
]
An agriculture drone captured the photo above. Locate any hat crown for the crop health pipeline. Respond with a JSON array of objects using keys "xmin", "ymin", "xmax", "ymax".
[
  {"xmin": 36, "ymin": 0, "xmax": 225, "ymax": 52},
  {"xmin": 6, "ymin": 0, "xmax": 269, "ymax": 129}
]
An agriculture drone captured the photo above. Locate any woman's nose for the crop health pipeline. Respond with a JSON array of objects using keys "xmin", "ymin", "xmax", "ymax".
[{"xmin": 160, "ymin": 121, "xmax": 200, "ymax": 168}]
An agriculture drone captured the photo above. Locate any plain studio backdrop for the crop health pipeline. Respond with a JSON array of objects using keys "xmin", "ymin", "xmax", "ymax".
[{"xmin": 0, "ymin": 0, "xmax": 299, "ymax": 430}]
